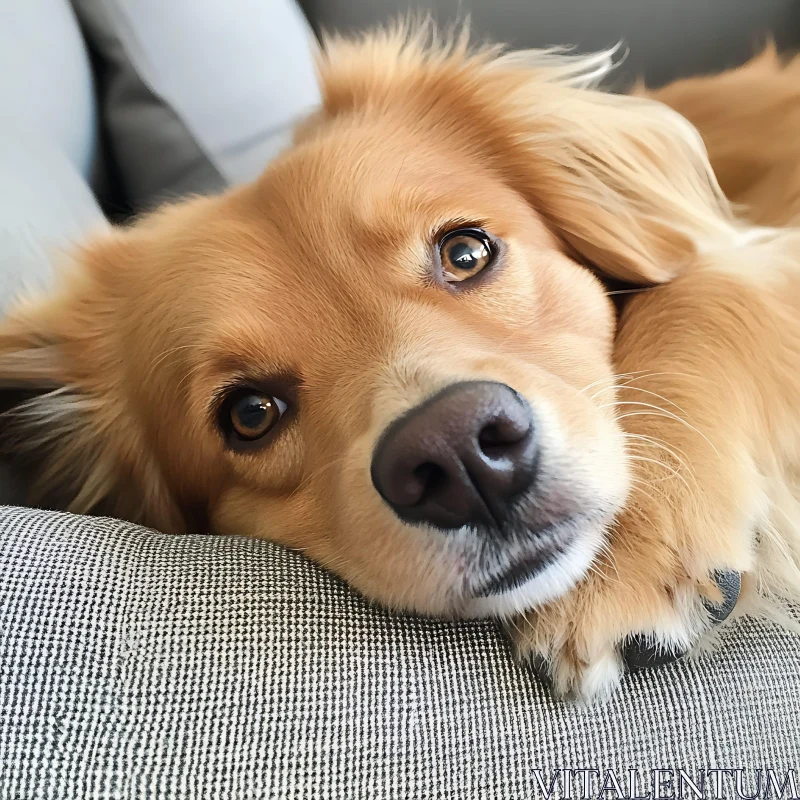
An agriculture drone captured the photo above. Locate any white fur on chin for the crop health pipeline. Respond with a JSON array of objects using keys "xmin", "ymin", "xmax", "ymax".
[{"xmin": 463, "ymin": 523, "xmax": 607, "ymax": 619}]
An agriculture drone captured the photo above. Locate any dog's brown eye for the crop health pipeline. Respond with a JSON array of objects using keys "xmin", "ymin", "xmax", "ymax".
[
  {"xmin": 227, "ymin": 391, "xmax": 286, "ymax": 441},
  {"xmin": 439, "ymin": 229, "xmax": 494, "ymax": 282}
]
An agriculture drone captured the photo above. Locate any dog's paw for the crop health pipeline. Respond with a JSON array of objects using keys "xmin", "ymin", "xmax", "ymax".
[
  {"xmin": 510, "ymin": 567, "xmax": 741, "ymax": 703},
  {"xmin": 621, "ymin": 569, "xmax": 741, "ymax": 671}
]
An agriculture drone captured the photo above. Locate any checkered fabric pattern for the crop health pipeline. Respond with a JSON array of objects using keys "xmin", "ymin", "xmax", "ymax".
[{"xmin": 1, "ymin": 506, "xmax": 799, "ymax": 799}]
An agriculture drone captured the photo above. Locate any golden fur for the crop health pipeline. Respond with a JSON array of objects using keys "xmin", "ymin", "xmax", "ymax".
[{"xmin": 1, "ymin": 26, "xmax": 799, "ymax": 700}]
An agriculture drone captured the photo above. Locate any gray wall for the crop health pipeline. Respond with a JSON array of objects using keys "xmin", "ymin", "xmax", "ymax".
[{"xmin": 300, "ymin": 0, "xmax": 800, "ymax": 87}]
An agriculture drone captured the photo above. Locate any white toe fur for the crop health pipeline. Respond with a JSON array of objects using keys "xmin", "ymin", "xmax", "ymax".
[{"xmin": 579, "ymin": 647, "xmax": 624, "ymax": 703}]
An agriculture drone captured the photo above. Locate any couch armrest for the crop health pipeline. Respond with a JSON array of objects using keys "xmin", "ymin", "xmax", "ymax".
[{"xmin": 2, "ymin": 506, "xmax": 799, "ymax": 798}]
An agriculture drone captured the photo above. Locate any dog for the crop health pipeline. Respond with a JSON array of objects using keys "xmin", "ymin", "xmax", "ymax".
[{"xmin": 1, "ymin": 26, "xmax": 799, "ymax": 700}]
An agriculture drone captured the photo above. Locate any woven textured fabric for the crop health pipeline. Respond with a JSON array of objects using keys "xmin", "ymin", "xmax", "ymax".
[{"xmin": 1, "ymin": 506, "xmax": 799, "ymax": 799}]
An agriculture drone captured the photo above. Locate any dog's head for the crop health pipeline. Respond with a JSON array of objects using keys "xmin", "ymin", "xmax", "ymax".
[{"xmin": 0, "ymin": 27, "xmax": 732, "ymax": 617}]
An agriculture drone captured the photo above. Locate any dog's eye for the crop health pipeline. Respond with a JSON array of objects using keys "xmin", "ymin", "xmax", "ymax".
[
  {"xmin": 439, "ymin": 229, "xmax": 494, "ymax": 282},
  {"xmin": 224, "ymin": 390, "xmax": 287, "ymax": 442}
]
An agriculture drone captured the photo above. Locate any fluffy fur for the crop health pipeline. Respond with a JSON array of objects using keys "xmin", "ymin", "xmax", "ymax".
[{"xmin": 1, "ymin": 25, "xmax": 799, "ymax": 700}]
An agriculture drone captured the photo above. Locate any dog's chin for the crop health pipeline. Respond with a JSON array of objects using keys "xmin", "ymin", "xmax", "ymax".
[{"xmin": 459, "ymin": 522, "xmax": 607, "ymax": 620}]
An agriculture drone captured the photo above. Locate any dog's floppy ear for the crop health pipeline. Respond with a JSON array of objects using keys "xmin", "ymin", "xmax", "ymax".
[
  {"xmin": 487, "ymin": 54, "xmax": 735, "ymax": 284},
  {"xmin": 0, "ymin": 235, "xmax": 188, "ymax": 533},
  {"xmin": 318, "ymin": 26, "xmax": 735, "ymax": 284}
]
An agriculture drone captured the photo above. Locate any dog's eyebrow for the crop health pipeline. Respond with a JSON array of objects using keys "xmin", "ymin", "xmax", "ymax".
[
  {"xmin": 196, "ymin": 351, "xmax": 300, "ymax": 407},
  {"xmin": 211, "ymin": 370, "xmax": 300, "ymax": 393},
  {"xmin": 428, "ymin": 217, "xmax": 491, "ymax": 242},
  {"xmin": 202, "ymin": 351, "xmax": 296, "ymax": 380}
]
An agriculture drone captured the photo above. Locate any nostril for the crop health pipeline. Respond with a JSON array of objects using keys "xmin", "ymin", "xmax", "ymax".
[
  {"xmin": 388, "ymin": 462, "xmax": 450, "ymax": 508},
  {"xmin": 479, "ymin": 431, "xmax": 510, "ymax": 461},
  {"xmin": 478, "ymin": 419, "xmax": 532, "ymax": 459},
  {"xmin": 478, "ymin": 425, "xmax": 503, "ymax": 448},
  {"xmin": 413, "ymin": 461, "xmax": 447, "ymax": 496}
]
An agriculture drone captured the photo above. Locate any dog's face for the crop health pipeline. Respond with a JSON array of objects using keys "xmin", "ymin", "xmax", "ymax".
[
  {"xmin": 0, "ymin": 30, "xmax": 729, "ymax": 618},
  {"xmin": 168, "ymin": 120, "xmax": 627, "ymax": 618}
]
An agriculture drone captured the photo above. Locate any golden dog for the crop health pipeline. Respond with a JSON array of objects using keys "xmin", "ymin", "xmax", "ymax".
[{"xmin": 2, "ymin": 27, "xmax": 799, "ymax": 700}]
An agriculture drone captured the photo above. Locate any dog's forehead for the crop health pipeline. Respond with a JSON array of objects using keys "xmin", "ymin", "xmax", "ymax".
[
  {"xmin": 246, "ymin": 117, "xmax": 515, "ymax": 261},
  {"xmin": 172, "ymin": 118, "xmax": 549, "ymax": 393}
]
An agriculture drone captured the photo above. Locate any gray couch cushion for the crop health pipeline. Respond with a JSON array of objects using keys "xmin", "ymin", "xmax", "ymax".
[
  {"xmin": 2, "ymin": 506, "xmax": 799, "ymax": 798},
  {"xmin": 72, "ymin": 0, "xmax": 321, "ymax": 211}
]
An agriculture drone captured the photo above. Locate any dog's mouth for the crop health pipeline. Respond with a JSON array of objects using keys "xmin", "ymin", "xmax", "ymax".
[
  {"xmin": 458, "ymin": 510, "xmax": 612, "ymax": 617},
  {"xmin": 473, "ymin": 545, "xmax": 565, "ymax": 597}
]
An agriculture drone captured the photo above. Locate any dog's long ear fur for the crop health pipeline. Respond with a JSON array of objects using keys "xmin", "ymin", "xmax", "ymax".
[
  {"xmin": 317, "ymin": 23, "xmax": 736, "ymax": 284},
  {"xmin": 0, "ymin": 235, "xmax": 187, "ymax": 533}
]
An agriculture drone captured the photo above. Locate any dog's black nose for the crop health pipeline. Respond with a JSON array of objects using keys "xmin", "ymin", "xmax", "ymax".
[{"xmin": 370, "ymin": 381, "xmax": 538, "ymax": 530}]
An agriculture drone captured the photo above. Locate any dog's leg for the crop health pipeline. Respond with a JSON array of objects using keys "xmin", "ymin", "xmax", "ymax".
[{"xmin": 511, "ymin": 244, "xmax": 800, "ymax": 701}]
